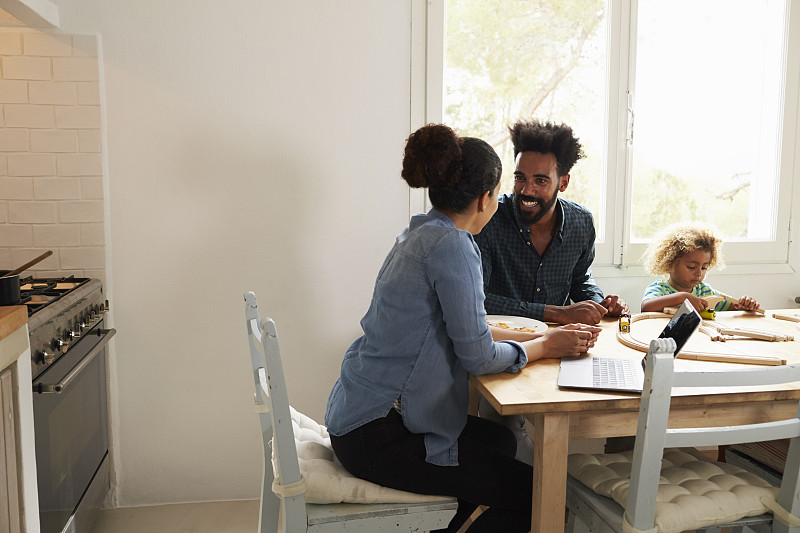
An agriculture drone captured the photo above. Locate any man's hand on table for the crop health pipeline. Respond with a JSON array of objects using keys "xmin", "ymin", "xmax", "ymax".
[
  {"xmin": 546, "ymin": 301, "xmax": 608, "ymax": 325},
  {"xmin": 600, "ymin": 294, "xmax": 629, "ymax": 317}
]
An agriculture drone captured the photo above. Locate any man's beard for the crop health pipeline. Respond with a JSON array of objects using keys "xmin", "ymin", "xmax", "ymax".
[{"xmin": 514, "ymin": 188, "xmax": 558, "ymax": 225}]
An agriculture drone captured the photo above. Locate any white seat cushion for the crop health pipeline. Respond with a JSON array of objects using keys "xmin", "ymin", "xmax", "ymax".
[
  {"xmin": 272, "ymin": 407, "xmax": 451, "ymax": 505},
  {"xmin": 568, "ymin": 447, "xmax": 779, "ymax": 533}
]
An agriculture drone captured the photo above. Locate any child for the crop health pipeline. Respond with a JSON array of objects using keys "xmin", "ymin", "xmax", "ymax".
[{"xmin": 641, "ymin": 222, "xmax": 760, "ymax": 313}]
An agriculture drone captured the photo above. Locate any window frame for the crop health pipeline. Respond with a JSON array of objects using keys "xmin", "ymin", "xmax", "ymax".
[{"xmin": 414, "ymin": 0, "xmax": 800, "ymax": 275}]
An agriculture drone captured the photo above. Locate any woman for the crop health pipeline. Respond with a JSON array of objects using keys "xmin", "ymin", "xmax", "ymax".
[{"xmin": 325, "ymin": 124, "xmax": 599, "ymax": 532}]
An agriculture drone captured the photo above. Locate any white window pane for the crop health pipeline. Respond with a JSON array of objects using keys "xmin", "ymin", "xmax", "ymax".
[
  {"xmin": 443, "ymin": 0, "xmax": 608, "ymax": 238},
  {"xmin": 629, "ymin": 0, "xmax": 786, "ymax": 243}
]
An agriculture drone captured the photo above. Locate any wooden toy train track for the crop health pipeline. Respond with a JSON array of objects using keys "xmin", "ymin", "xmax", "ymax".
[{"xmin": 616, "ymin": 312, "xmax": 787, "ymax": 366}]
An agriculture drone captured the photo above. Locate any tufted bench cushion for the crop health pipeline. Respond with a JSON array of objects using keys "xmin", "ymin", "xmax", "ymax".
[
  {"xmin": 568, "ymin": 447, "xmax": 779, "ymax": 533},
  {"xmin": 270, "ymin": 407, "xmax": 450, "ymax": 504}
]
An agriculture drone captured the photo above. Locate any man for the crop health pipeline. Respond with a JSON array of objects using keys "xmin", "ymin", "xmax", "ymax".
[
  {"xmin": 475, "ymin": 119, "xmax": 628, "ymax": 324},
  {"xmin": 475, "ymin": 119, "xmax": 628, "ymax": 461}
]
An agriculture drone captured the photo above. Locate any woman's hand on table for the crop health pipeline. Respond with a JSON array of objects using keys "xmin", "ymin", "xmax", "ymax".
[{"xmin": 523, "ymin": 324, "xmax": 602, "ymax": 360}]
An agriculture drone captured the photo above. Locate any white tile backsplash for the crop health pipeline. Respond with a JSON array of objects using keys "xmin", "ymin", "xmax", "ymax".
[
  {"xmin": 58, "ymin": 200, "xmax": 103, "ymax": 223},
  {"xmin": 76, "ymin": 82, "xmax": 100, "ymax": 105},
  {"xmin": 0, "ymin": 81, "xmax": 28, "ymax": 103},
  {"xmin": 8, "ymin": 201, "xmax": 57, "ymax": 224},
  {"xmin": 79, "ymin": 223, "xmax": 104, "ymax": 245},
  {"xmin": 60, "ymin": 246, "xmax": 104, "ymax": 269},
  {"xmin": 4, "ymin": 104, "xmax": 55, "ymax": 128},
  {"xmin": 0, "ymin": 178, "xmax": 33, "ymax": 200},
  {"xmin": 33, "ymin": 224, "xmax": 80, "ymax": 247},
  {"xmin": 29, "ymin": 81, "xmax": 78, "ymax": 105},
  {"xmin": 80, "ymin": 177, "xmax": 103, "ymax": 199},
  {"xmin": 71, "ymin": 36, "xmax": 98, "ymax": 58},
  {"xmin": 0, "ymin": 30, "xmax": 105, "ymax": 277},
  {"xmin": 9, "ymin": 248, "xmax": 58, "ymax": 270},
  {"xmin": 54, "ymin": 106, "xmax": 100, "ymax": 129},
  {"xmin": 33, "ymin": 177, "xmax": 80, "ymax": 200},
  {"xmin": 8, "ymin": 153, "xmax": 55, "ymax": 176},
  {"xmin": 2, "ymin": 56, "xmax": 51, "ymax": 80},
  {"xmin": 53, "ymin": 57, "xmax": 99, "ymax": 81},
  {"xmin": 0, "ymin": 224, "xmax": 33, "ymax": 247},
  {"xmin": 30, "ymin": 130, "xmax": 78, "ymax": 152},
  {"xmin": 57, "ymin": 153, "xmax": 102, "ymax": 176},
  {"xmin": 0, "ymin": 33, "xmax": 21, "ymax": 55},
  {"xmin": 0, "ymin": 129, "xmax": 29, "ymax": 151},
  {"xmin": 22, "ymin": 33, "xmax": 72, "ymax": 57},
  {"xmin": 77, "ymin": 130, "xmax": 101, "ymax": 152}
]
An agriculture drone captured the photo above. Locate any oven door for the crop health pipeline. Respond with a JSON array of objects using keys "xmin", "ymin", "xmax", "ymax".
[{"xmin": 32, "ymin": 320, "xmax": 115, "ymax": 533}]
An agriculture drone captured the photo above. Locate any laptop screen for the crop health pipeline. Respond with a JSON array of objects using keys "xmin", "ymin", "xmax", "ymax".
[{"xmin": 657, "ymin": 299, "xmax": 703, "ymax": 354}]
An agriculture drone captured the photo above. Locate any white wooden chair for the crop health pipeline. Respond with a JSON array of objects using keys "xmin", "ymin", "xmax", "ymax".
[
  {"xmin": 566, "ymin": 337, "xmax": 800, "ymax": 533},
  {"xmin": 244, "ymin": 291, "xmax": 458, "ymax": 533}
]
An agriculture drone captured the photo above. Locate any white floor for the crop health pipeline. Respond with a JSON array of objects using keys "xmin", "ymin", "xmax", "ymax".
[{"xmin": 91, "ymin": 500, "xmax": 260, "ymax": 533}]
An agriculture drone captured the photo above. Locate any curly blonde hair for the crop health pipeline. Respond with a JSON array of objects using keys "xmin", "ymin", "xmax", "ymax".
[{"xmin": 642, "ymin": 222, "xmax": 725, "ymax": 276}]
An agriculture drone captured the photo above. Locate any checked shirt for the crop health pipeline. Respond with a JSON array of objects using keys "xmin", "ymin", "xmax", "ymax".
[{"xmin": 474, "ymin": 194, "xmax": 604, "ymax": 321}]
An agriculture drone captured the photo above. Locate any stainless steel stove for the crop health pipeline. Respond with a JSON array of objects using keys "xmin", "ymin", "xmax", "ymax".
[{"xmin": 21, "ymin": 276, "xmax": 115, "ymax": 533}]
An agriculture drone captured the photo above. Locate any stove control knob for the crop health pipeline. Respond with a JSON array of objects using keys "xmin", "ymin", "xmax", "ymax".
[
  {"xmin": 41, "ymin": 348, "xmax": 55, "ymax": 365},
  {"xmin": 55, "ymin": 337, "xmax": 70, "ymax": 353},
  {"xmin": 69, "ymin": 328, "xmax": 81, "ymax": 340}
]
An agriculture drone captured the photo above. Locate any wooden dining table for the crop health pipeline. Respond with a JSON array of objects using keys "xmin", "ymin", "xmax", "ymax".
[{"xmin": 471, "ymin": 308, "xmax": 800, "ymax": 533}]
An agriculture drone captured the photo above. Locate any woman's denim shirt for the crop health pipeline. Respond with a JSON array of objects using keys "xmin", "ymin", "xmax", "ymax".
[{"xmin": 325, "ymin": 209, "xmax": 527, "ymax": 466}]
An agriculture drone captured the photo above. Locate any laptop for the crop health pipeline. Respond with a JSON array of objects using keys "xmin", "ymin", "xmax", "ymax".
[{"xmin": 557, "ymin": 299, "xmax": 702, "ymax": 393}]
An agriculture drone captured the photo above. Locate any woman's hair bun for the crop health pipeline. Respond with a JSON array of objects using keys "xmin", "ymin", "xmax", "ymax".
[{"xmin": 401, "ymin": 124, "xmax": 462, "ymax": 189}]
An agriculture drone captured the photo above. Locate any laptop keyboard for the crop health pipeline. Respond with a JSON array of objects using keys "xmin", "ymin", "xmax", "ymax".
[{"xmin": 593, "ymin": 358, "xmax": 639, "ymax": 389}]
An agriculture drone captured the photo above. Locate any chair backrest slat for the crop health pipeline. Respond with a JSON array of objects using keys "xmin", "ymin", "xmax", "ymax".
[
  {"xmin": 664, "ymin": 419, "xmax": 800, "ymax": 449},
  {"xmin": 258, "ymin": 315, "xmax": 303, "ymax": 486},
  {"xmin": 672, "ymin": 364, "xmax": 800, "ymax": 388},
  {"xmin": 245, "ymin": 291, "xmax": 307, "ymax": 532}
]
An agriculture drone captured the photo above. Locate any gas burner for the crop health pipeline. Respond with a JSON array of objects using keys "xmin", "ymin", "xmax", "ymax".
[{"xmin": 19, "ymin": 276, "xmax": 91, "ymax": 317}]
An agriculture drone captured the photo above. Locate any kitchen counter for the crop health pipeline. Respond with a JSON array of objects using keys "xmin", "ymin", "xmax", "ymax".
[{"xmin": 0, "ymin": 305, "xmax": 27, "ymax": 370}]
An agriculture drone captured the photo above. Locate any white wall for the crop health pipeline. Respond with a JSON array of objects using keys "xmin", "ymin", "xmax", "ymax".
[
  {"xmin": 53, "ymin": 0, "xmax": 414, "ymax": 506},
  {"xmin": 49, "ymin": 0, "xmax": 800, "ymax": 509}
]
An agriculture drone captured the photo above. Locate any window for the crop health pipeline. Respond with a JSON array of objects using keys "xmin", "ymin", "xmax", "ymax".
[{"xmin": 415, "ymin": 0, "xmax": 799, "ymax": 270}]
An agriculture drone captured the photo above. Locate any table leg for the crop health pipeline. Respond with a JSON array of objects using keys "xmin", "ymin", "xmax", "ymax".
[{"xmin": 531, "ymin": 412, "xmax": 570, "ymax": 533}]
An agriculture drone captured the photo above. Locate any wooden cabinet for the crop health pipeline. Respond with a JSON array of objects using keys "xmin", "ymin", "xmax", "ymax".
[
  {"xmin": 0, "ymin": 363, "xmax": 23, "ymax": 533},
  {"xmin": 0, "ymin": 306, "xmax": 32, "ymax": 533}
]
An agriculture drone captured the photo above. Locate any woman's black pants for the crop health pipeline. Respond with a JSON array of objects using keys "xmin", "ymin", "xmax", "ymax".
[{"xmin": 330, "ymin": 410, "xmax": 533, "ymax": 532}]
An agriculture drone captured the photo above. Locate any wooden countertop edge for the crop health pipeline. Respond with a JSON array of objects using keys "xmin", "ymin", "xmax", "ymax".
[{"xmin": 0, "ymin": 306, "xmax": 28, "ymax": 343}]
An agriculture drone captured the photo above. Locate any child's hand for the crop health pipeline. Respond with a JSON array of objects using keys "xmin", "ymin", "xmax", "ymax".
[
  {"xmin": 687, "ymin": 294, "xmax": 709, "ymax": 312},
  {"xmin": 734, "ymin": 296, "xmax": 760, "ymax": 311}
]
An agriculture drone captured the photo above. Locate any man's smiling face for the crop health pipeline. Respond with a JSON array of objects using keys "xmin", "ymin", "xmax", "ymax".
[{"xmin": 512, "ymin": 151, "xmax": 568, "ymax": 226}]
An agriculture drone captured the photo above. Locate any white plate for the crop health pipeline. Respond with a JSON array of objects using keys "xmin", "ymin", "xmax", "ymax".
[{"xmin": 486, "ymin": 315, "xmax": 548, "ymax": 334}]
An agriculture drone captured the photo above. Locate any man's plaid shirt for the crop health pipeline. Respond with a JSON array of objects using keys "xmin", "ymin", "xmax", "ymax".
[{"xmin": 474, "ymin": 194, "xmax": 604, "ymax": 321}]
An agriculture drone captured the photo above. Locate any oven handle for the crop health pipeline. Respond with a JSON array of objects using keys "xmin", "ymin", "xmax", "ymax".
[{"xmin": 35, "ymin": 328, "xmax": 117, "ymax": 394}]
